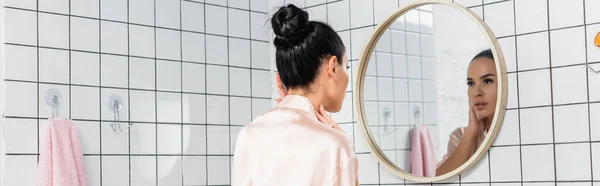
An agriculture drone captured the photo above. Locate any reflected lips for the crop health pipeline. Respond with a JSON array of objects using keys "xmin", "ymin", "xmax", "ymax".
[{"xmin": 474, "ymin": 101, "xmax": 487, "ymax": 111}]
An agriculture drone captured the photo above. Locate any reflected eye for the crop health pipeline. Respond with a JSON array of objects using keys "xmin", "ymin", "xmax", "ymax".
[
  {"xmin": 484, "ymin": 78, "xmax": 494, "ymax": 84},
  {"xmin": 467, "ymin": 81, "xmax": 474, "ymax": 86},
  {"xmin": 346, "ymin": 65, "xmax": 350, "ymax": 70}
]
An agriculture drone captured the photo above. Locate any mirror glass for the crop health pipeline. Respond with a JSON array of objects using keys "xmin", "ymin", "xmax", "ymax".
[{"xmin": 362, "ymin": 3, "xmax": 498, "ymax": 177}]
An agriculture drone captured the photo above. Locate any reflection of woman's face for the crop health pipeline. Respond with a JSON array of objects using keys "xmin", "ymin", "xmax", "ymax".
[{"xmin": 466, "ymin": 57, "xmax": 497, "ymax": 119}]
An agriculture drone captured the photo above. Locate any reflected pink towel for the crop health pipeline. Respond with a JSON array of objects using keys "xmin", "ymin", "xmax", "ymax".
[
  {"xmin": 410, "ymin": 125, "xmax": 438, "ymax": 177},
  {"xmin": 36, "ymin": 118, "xmax": 87, "ymax": 186}
]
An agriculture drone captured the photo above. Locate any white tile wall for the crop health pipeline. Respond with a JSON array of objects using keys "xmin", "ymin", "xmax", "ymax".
[
  {"xmin": 266, "ymin": 0, "xmax": 600, "ymax": 185},
  {"xmin": 1, "ymin": 0, "xmax": 271, "ymax": 186}
]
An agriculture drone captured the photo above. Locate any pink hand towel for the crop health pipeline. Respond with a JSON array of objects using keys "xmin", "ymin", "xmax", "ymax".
[
  {"xmin": 36, "ymin": 118, "xmax": 87, "ymax": 186},
  {"xmin": 410, "ymin": 125, "xmax": 438, "ymax": 177}
]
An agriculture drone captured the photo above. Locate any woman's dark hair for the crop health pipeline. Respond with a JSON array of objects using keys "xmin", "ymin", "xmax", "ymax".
[
  {"xmin": 471, "ymin": 49, "xmax": 494, "ymax": 62},
  {"xmin": 271, "ymin": 4, "xmax": 346, "ymax": 90}
]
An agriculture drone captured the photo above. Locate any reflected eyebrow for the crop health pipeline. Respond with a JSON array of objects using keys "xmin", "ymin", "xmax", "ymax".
[{"xmin": 467, "ymin": 74, "xmax": 496, "ymax": 81}]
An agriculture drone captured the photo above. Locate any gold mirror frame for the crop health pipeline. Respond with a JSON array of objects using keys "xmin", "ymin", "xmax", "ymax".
[{"xmin": 353, "ymin": 0, "xmax": 508, "ymax": 183}]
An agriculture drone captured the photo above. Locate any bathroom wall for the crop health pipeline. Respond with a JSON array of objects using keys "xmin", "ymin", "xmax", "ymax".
[
  {"xmin": 1, "ymin": 0, "xmax": 271, "ymax": 185},
  {"xmin": 271, "ymin": 0, "xmax": 600, "ymax": 185}
]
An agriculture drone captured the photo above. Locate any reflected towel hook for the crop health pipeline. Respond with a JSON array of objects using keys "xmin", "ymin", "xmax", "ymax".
[
  {"xmin": 383, "ymin": 108, "xmax": 396, "ymax": 133},
  {"xmin": 413, "ymin": 107, "xmax": 421, "ymax": 126},
  {"xmin": 45, "ymin": 89, "xmax": 62, "ymax": 118}
]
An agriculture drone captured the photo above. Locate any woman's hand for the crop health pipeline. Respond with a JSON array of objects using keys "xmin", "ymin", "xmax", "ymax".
[
  {"xmin": 466, "ymin": 105, "xmax": 483, "ymax": 134},
  {"xmin": 275, "ymin": 72, "xmax": 287, "ymax": 103},
  {"xmin": 315, "ymin": 106, "xmax": 344, "ymax": 132}
]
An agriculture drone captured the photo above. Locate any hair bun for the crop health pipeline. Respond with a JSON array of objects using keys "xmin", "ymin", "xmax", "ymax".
[{"xmin": 271, "ymin": 4, "xmax": 309, "ymax": 44}]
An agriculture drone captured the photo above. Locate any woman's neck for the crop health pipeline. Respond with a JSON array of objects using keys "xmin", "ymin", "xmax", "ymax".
[{"xmin": 287, "ymin": 88, "xmax": 323, "ymax": 113}]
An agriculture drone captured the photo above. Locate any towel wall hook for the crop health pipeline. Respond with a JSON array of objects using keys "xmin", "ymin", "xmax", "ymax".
[
  {"xmin": 45, "ymin": 89, "xmax": 62, "ymax": 118},
  {"xmin": 106, "ymin": 94, "xmax": 128, "ymax": 133}
]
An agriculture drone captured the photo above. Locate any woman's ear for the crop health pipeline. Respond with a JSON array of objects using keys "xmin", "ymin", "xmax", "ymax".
[{"xmin": 327, "ymin": 56, "xmax": 338, "ymax": 76}]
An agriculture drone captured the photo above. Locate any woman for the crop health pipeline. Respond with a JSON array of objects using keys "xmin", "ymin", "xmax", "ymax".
[
  {"xmin": 231, "ymin": 4, "xmax": 358, "ymax": 186},
  {"xmin": 436, "ymin": 49, "xmax": 497, "ymax": 176}
]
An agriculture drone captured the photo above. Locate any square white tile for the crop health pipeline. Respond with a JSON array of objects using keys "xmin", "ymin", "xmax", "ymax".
[
  {"xmin": 157, "ymin": 156, "xmax": 183, "ymax": 185},
  {"xmin": 590, "ymin": 63, "xmax": 600, "ymax": 102},
  {"xmin": 39, "ymin": 48, "xmax": 69, "ymax": 84},
  {"xmin": 376, "ymin": 53, "xmax": 393, "ymax": 77},
  {"xmin": 130, "ymin": 123, "xmax": 156, "ymax": 154},
  {"xmin": 230, "ymin": 126, "xmax": 243, "ymax": 152},
  {"xmin": 493, "ymin": 109, "xmax": 520, "ymax": 146},
  {"xmin": 422, "ymin": 80, "xmax": 436, "ymax": 102},
  {"xmin": 364, "ymin": 77, "xmax": 378, "ymax": 101},
  {"xmin": 84, "ymin": 156, "xmax": 101, "ymax": 186},
  {"xmin": 4, "ymin": 45, "xmax": 38, "ymax": 81},
  {"xmin": 585, "ymin": 0, "xmax": 600, "ymax": 23},
  {"xmin": 156, "ymin": 28, "xmax": 182, "ymax": 60},
  {"xmin": 130, "ymin": 156, "xmax": 157, "ymax": 186},
  {"xmin": 517, "ymin": 32, "xmax": 550, "ymax": 71},
  {"xmin": 38, "ymin": 13, "xmax": 69, "ymax": 48},
  {"xmin": 206, "ymin": 95, "xmax": 229, "ymax": 125},
  {"xmin": 591, "ymin": 103, "xmax": 600, "ymax": 141},
  {"xmin": 39, "ymin": 0, "xmax": 68, "ymax": 13},
  {"xmin": 207, "ymin": 126, "xmax": 230, "ymax": 154},
  {"xmin": 252, "ymin": 98, "xmax": 273, "ymax": 119},
  {"xmin": 230, "ymin": 97, "xmax": 252, "ymax": 126},
  {"xmin": 592, "ymin": 143, "xmax": 600, "ymax": 181},
  {"xmin": 490, "ymin": 146, "xmax": 521, "ymax": 182},
  {"xmin": 182, "ymin": 63, "xmax": 205, "ymax": 93},
  {"xmin": 408, "ymin": 80, "xmax": 423, "ymax": 102},
  {"xmin": 156, "ymin": 60, "xmax": 182, "ymax": 91},
  {"xmin": 550, "ymin": 27, "xmax": 586, "ymax": 67},
  {"xmin": 552, "ymin": 65, "xmax": 588, "ymax": 105},
  {"xmin": 407, "ymin": 56, "xmax": 421, "ymax": 79},
  {"xmin": 250, "ymin": 12, "xmax": 269, "ymax": 41},
  {"xmin": 157, "ymin": 124, "xmax": 182, "ymax": 154},
  {"xmin": 554, "ymin": 104, "xmax": 590, "ymax": 143},
  {"xmin": 229, "ymin": 9, "xmax": 250, "ymax": 38},
  {"xmin": 376, "ymin": 30, "xmax": 392, "ymax": 53},
  {"xmin": 74, "ymin": 121, "xmax": 101, "ymax": 154},
  {"xmin": 420, "ymin": 11, "xmax": 434, "ymax": 34},
  {"xmin": 102, "ymin": 157, "xmax": 129, "ymax": 186},
  {"xmin": 182, "ymin": 2, "xmax": 205, "ymax": 32},
  {"xmin": 327, "ymin": 0, "xmax": 350, "ymax": 31},
  {"xmin": 101, "ymin": 122, "xmax": 129, "ymax": 154},
  {"xmin": 181, "ymin": 34, "xmax": 206, "ymax": 64},
  {"xmin": 71, "ymin": 52, "xmax": 100, "ymax": 86},
  {"xmin": 129, "ymin": 25, "xmax": 155, "ymax": 58},
  {"xmin": 351, "ymin": 27, "xmax": 374, "ymax": 60},
  {"xmin": 206, "ymin": 35, "xmax": 229, "ymax": 65},
  {"xmin": 4, "ymin": 82, "xmax": 38, "ymax": 117},
  {"xmin": 38, "ymin": 84, "xmax": 70, "ymax": 118},
  {"xmin": 549, "ymin": 0, "xmax": 584, "ymax": 29},
  {"xmin": 206, "ymin": 65, "xmax": 229, "ymax": 94},
  {"xmin": 205, "ymin": 5, "xmax": 228, "ymax": 35},
  {"xmin": 182, "ymin": 94, "xmax": 206, "ymax": 124},
  {"xmin": 230, "ymin": 67, "xmax": 251, "ymax": 96},
  {"xmin": 156, "ymin": 0, "xmax": 180, "ymax": 29},
  {"xmin": 101, "ymin": 54, "xmax": 128, "ymax": 88},
  {"xmin": 5, "ymin": 0, "xmax": 36, "ymax": 9},
  {"xmin": 520, "ymin": 107, "xmax": 554, "ymax": 144},
  {"xmin": 507, "ymin": 73, "xmax": 518, "ymax": 109},
  {"xmin": 182, "ymin": 125, "xmax": 206, "ymax": 154},
  {"xmin": 306, "ymin": 5, "xmax": 327, "ymax": 23},
  {"xmin": 373, "ymin": 0, "xmax": 397, "ymax": 25},
  {"xmin": 392, "ymin": 55, "xmax": 408, "ymax": 78},
  {"xmin": 4, "ymin": 118, "xmax": 38, "ymax": 153},
  {"xmin": 183, "ymin": 156, "xmax": 207, "ymax": 185},
  {"xmin": 157, "ymin": 92, "xmax": 182, "ymax": 123},
  {"xmin": 101, "ymin": 0, "xmax": 127, "ymax": 22},
  {"xmin": 71, "ymin": 86, "xmax": 100, "ymax": 120},
  {"xmin": 483, "ymin": 1, "xmax": 515, "ymax": 37},
  {"xmin": 404, "ymin": 9, "xmax": 420, "ymax": 33},
  {"xmin": 406, "ymin": 33, "xmax": 421, "ymax": 56},
  {"xmin": 555, "ymin": 143, "xmax": 592, "ymax": 181},
  {"xmin": 250, "ymin": 0, "xmax": 268, "ymax": 12},
  {"xmin": 252, "ymin": 70, "xmax": 272, "ymax": 98},
  {"xmin": 518, "ymin": 69, "xmax": 552, "ymax": 107},
  {"xmin": 100, "ymin": 21, "xmax": 128, "ymax": 55},
  {"xmin": 4, "ymin": 9, "xmax": 37, "ymax": 46},
  {"xmin": 515, "ymin": 0, "xmax": 548, "ymax": 34},
  {"xmin": 251, "ymin": 41, "xmax": 271, "ymax": 70},
  {"xmin": 229, "ymin": 38, "xmax": 251, "ymax": 68},
  {"xmin": 378, "ymin": 78, "xmax": 394, "ymax": 101},
  {"xmin": 357, "ymin": 154, "xmax": 379, "ymax": 184},
  {"xmin": 521, "ymin": 144, "xmax": 555, "ymax": 181},
  {"xmin": 4, "ymin": 156, "xmax": 37, "ymax": 186},
  {"xmin": 129, "ymin": 90, "xmax": 156, "ymax": 122},
  {"xmin": 129, "ymin": 57, "xmax": 156, "ymax": 90},
  {"xmin": 207, "ymin": 156, "xmax": 230, "ymax": 185},
  {"xmin": 129, "ymin": 0, "xmax": 154, "ymax": 25},
  {"xmin": 205, "ymin": 0, "xmax": 225, "ymax": 5},
  {"xmin": 71, "ymin": 17, "xmax": 100, "ymax": 52},
  {"xmin": 498, "ymin": 37, "xmax": 517, "ymax": 72}
]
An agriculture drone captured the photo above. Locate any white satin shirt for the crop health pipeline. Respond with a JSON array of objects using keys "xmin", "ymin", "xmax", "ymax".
[{"xmin": 232, "ymin": 95, "xmax": 359, "ymax": 186}]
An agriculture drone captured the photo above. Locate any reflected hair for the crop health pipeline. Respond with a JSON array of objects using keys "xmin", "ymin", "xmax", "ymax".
[
  {"xmin": 471, "ymin": 49, "xmax": 494, "ymax": 62},
  {"xmin": 271, "ymin": 4, "xmax": 346, "ymax": 90}
]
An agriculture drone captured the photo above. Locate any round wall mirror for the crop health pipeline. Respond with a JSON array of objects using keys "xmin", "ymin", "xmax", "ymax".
[{"xmin": 354, "ymin": 0, "xmax": 508, "ymax": 183}]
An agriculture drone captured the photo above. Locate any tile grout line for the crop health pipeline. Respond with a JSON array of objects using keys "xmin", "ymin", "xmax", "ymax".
[
  {"xmin": 545, "ymin": 0, "xmax": 558, "ymax": 185},
  {"xmin": 582, "ymin": 0, "xmax": 595, "ymax": 184},
  {"xmin": 509, "ymin": 0, "xmax": 524, "ymax": 185},
  {"xmin": 203, "ymin": 1, "xmax": 209, "ymax": 185},
  {"xmin": 180, "ymin": 0, "xmax": 186, "ymax": 185},
  {"xmin": 126, "ymin": 0, "xmax": 132, "ymax": 185},
  {"xmin": 98, "ymin": 0, "xmax": 103, "ymax": 184},
  {"xmin": 153, "ymin": 0, "xmax": 158, "ymax": 184}
]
